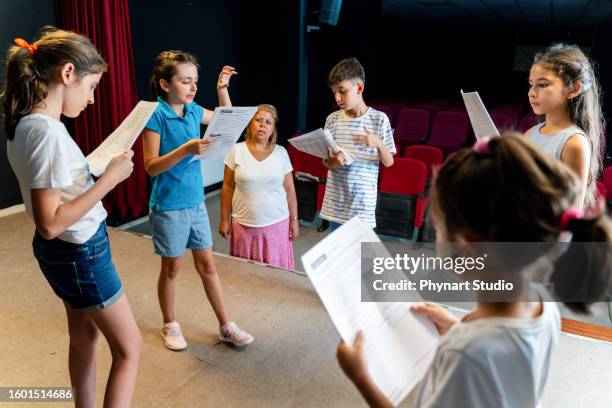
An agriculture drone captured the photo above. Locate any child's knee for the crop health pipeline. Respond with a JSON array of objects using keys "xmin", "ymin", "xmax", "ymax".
[
  {"xmin": 69, "ymin": 321, "xmax": 99, "ymax": 346},
  {"xmin": 111, "ymin": 332, "xmax": 143, "ymax": 362},
  {"xmin": 161, "ymin": 260, "xmax": 181, "ymax": 279},
  {"xmin": 196, "ymin": 260, "xmax": 217, "ymax": 278}
]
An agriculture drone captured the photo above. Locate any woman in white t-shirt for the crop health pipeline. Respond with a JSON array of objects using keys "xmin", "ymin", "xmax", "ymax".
[{"xmin": 219, "ymin": 104, "xmax": 298, "ymax": 269}]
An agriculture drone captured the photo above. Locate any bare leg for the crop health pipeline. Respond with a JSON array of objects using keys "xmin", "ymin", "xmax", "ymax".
[
  {"xmin": 157, "ymin": 256, "xmax": 181, "ymax": 323},
  {"xmin": 63, "ymin": 302, "xmax": 99, "ymax": 408},
  {"xmin": 192, "ymin": 249, "xmax": 229, "ymax": 326},
  {"xmin": 88, "ymin": 294, "xmax": 143, "ymax": 408}
]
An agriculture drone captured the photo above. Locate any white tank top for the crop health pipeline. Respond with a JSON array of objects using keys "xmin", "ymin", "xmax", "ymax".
[{"xmin": 525, "ymin": 122, "xmax": 587, "ymax": 160}]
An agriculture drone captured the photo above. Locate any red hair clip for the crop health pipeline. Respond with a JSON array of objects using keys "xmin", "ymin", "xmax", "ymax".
[{"xmin": 14, "ymin": 38, "xmax": 38, "ymax": 56}]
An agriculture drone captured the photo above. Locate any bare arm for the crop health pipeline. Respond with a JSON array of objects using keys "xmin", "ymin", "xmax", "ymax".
[
  {"xmin": 202, "ymin": 65, "xmax": 237, "ymax": 125},
  {"xmin": 142, "ymin": 129, "xmax": 211, "ymax": 177},
  {"xmin": 283, "ymin": 172, "xmax": 299, "ymax": 240},
  {"xmin": 219, "ymin": 165, "xmax": 235, "ymax": 239},
  {"xmin": 337, "ymin": 332, "xmax": 393, "ymax": 408},
  {"xmin": 31, "ymin": 151, "xmax": 134, "ymax": 240},
  {"xmin": 352, "ymin": 376, "xmax": 394, "ymax": 408},
  {"xmin": 561, "ymin": 134, "xmax": 590, "ymax": 207},
  {"xmin": 283, "ymin": 172, "xmax": 298, "ymax": 219},
  {"xmin": 377, "ymin": 143, "xmax": 394, "ymax": 167}
]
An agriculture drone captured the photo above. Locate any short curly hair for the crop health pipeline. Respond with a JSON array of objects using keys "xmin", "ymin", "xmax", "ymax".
[{"xmin": 327, "ymin": 57, "xmax": 365, "ymax": 87}]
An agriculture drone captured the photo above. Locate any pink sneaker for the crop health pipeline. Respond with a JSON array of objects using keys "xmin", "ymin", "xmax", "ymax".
[{"xmin": 219, "ymin": 322, "xmax": 254, "ymax": 347}]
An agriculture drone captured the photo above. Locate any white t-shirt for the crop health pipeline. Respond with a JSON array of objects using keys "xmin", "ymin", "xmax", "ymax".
[
  {"xmin": 224, "ymin": 142, "xmax": 293, "ymax": 227},
  {"xmin": 411, "ymin": 292, "xmax": 560, "ymax": 408},
  {"xmin": 7, "ymin": 114, "xmax": 107, "ymax": 244},
  {"xmin": 319, "ymin": 108, "xmax": 396, "ymax": 227}
]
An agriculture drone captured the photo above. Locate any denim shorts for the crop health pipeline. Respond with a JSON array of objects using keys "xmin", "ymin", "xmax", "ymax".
[
  {"xmin": 32, "ymin": 222, "xmax": 123, "ymax": 311},
  {"xmin": 149, "ymin": 202, "xmax": 213, "ymax": 257}
]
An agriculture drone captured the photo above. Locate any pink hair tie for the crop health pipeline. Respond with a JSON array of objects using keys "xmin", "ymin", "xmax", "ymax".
[
  {"xmin": 473, "ymin": 137, "xmax": 492, "ymax": 155},
  {"xmin": 560, "ymin": 207, "xmax": 584, "ymax": 231}
]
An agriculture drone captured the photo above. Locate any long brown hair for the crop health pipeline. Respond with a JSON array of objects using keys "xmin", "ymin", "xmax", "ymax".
[
  {"xmin": 149, "ymin": 50, "xmax": 199, "ymax": 99},
  {"xmin": 1, "ymin": 26, "xmax": 107, "ymax": 140},
  {"xmin": 533, "ymin": 44, "xmax": 605, "ymax": 209},
  {"xmin": 432, "ymin": 135, "xmax": 612, "ymax": 312}
]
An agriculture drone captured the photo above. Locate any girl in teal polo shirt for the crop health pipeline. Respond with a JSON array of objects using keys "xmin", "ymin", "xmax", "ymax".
[{"xmin": 143, "ymin": 50, "xmax": 253, "ymax": 351}]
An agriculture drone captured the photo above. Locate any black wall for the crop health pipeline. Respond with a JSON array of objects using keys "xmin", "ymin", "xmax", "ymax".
[
  {"xmin": 305, "ymin": 2, "xmax": 610, "ymax": 144},
  {"xmin": 129, "ymin": 0, "xmax": 303, "ymax": 145},
  {"xmin": 0, "ymin": 0, "xmax": 55, "ymax": 209}
]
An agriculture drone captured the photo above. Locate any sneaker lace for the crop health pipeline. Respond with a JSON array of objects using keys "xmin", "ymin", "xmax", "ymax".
[
  {"xmin": 166, "ymin": 325, "xmax": 182, "ymax": 338},
  {"xmin": 224, "ymin": 324, "xmax": 243, "ymax": 339}
]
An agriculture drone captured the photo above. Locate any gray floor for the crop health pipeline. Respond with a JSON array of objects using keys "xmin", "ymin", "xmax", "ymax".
[
  {"xmin": 123, "ymin": 191, "xmax": 612, "ymax": 327},
  {"xmin": 1, "ymin": 211, "xmax": 612, "ymax": 407}
]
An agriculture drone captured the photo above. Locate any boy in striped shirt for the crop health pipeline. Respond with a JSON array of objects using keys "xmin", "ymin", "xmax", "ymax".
[{"xmin": 320, "ymin": 57, "xmax": 396, "ymax": 230}]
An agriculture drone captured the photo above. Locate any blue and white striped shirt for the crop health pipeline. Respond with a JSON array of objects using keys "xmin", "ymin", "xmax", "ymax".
[{"xmin": 320, "ymin": 108, "xmax": 396, "ymax": 227}]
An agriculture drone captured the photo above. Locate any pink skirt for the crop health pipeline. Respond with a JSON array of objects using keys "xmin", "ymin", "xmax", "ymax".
[{"xmin": 230, "ymin": 218, "xmax": 295, "ymax": 270}]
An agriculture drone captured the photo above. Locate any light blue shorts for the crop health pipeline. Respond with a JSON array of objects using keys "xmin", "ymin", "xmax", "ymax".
[{"xmin": 149, "ymin": 202, "xmax": 213, "ymax": 257}]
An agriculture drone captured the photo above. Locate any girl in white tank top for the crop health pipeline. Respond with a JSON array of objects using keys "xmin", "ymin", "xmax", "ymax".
[{"xmin": 525, "ymin": 43, "xmax": 604, "ymax": 210}]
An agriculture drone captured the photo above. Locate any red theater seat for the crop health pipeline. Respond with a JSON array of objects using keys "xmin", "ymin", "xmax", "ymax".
[{"xmin": 394, "ymin": 108, "xmax": 431, "ymax": 147}]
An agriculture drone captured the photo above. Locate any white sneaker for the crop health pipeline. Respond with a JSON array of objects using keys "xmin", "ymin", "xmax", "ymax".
[
  {"xmin": 161, "ymin": 321, "xmax": 188, "ymax": 351},
  {"xmin": 219, "ymin": 322, "xmax": 254, "ymax": 347}
]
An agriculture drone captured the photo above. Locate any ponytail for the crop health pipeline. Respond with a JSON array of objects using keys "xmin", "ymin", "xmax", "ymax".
[
  {"xmin": 1, "ymin": 26, "xmax": 106, "ymax": 140},
  {"xmin": 2, "ymin": 45, "xmax": 47, "ymax": 140},
  {"xmin": 552, "ymin": 214, "xmax": 612, "ymax": 314}
]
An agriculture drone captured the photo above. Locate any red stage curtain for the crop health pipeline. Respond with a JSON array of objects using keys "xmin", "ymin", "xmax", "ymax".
[{"xmin": 55, "ymin": 0, "xmax": 147, "ymax": 221}]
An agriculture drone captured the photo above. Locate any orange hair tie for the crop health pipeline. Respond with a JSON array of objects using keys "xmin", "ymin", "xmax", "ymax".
[{"xmin": 14, "ymin": 38, "xmax": 38, "ymax": 56}]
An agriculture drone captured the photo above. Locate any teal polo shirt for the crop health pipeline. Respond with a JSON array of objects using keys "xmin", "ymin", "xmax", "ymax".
[{"xmin": 145, "ymin": 97, "xmax": 205, "ymax": 211}]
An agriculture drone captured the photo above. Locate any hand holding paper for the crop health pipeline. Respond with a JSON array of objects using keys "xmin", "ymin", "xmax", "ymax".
[
  {"xmin": 337, "ymin": 331, "xmax": 368, "ymax": 382},
  {"xmin": 288, "ymin": 128, "xmax": 354, "ymax": 165},
  {"xmin": 301, "ymin": 217, "xmax": 439, "ymax": 407},
  {"xmin": 85, "ymin": 101, "xmax": 158, "ymax": 176},
  {"xmin": 184, "ymin": 138, "xmax": 214, "ymax": 156},
  {"xmin": 327, "ymin": 146, "xmax": 346, "ymax": 167},
  {"xmin": 189, "ymin": 106, "xmax": 257, "ymax": 161},
  {"xmin": 103, "ymin": 150, "xmax": 135, "ymax": 184}
]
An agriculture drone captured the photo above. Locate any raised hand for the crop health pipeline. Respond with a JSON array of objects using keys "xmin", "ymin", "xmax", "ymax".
[{"xmin": 217, "ymin": 65, "xmax": 238, "ymax": 89}]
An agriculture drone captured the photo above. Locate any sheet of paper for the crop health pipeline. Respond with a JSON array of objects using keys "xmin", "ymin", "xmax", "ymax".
[
  {"xmin": 301, "ymin": 217, "xmax": 439, "ymax": 407},
  {"xmin": 85, "ymin": 101, "xmax": 158, "ymax": 177},
  {"xmin": 461, "ymin": 90, "xmax": 500, "ymax": 140},
  {"xmin": 189, "ymin": 106, "xmax": 257, "ymax": 161},
  {"xmin": 288, "ymin": 128, "xmax": 355, "ymax": 165}
]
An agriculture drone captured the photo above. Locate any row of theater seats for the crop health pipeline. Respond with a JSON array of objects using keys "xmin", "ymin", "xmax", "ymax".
[
  {"xmin": 287, "ymin": 141, "xmax": 448, "ymax": 241},
  {"xmin": 369, "ymin": 100, "xmax": 539, "ymax": 152}
]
